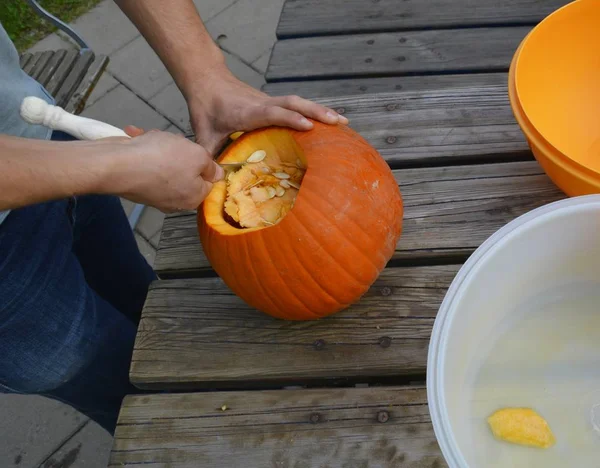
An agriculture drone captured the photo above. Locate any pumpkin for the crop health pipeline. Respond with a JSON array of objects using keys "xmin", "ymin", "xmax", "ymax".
[{"xmin": 197, "ymin": 121, "xmax": 403, "ymax": 320}]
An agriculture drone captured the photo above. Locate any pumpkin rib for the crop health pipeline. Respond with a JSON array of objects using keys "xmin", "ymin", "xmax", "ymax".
[
  {"xmin": 251, "ymin": 227, "xmax": 321, "ymax": 320},
  {"xmin": 200, "ymin": 220, "xmax": 269, "ymax": 316},
  {"xmin": 271, "ymin": 214, "xmax": 350, "ymax": 313},
  {"xmin": 262, "ymin": 239, "xmax": 344, "ymax": 317},
  {"xmin": 289, "ymin": 206, "xmax": 373, "ymax": 294},
  {"xmin": 234, "ymin": 233, "xmax": 286, "ymax": 317},
  {"xmin": 305, "ymin": 169, "xmax": 396, "ymax": 236},
  {"xmin": 302, "ymin": 176, "xmax": 395, "ymax": 269},
  {"xmin": 250, "ymin": 229, "xmax": 324, "ymax": 320},
  {"xmin": 297, "ymin": 187, "xmax": 386, "ymax": 272},
  {"xmin": 234, "ymin": 233, "xmax": 310, "ymax": 320}
]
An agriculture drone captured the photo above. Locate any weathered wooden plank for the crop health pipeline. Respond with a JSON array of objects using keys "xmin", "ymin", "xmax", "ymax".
[
  {"xmin": 64, "ymin": 55, "xmax": 109, "ymax": 114},
  {"xmin": 262, "ymin": 71, "xmax": 507, "ymax": 98},
  {"xmin": 266, "ymin": 26, "xmax": 529, "ymax": 81},
  {"xmin": 131, "ymin": 264, "xmax": 456, "ymax": 388},
  {"xmin": 276, "ymin": 0, "xmax": 568, "ymax": 38},
  {"xmin": 154, "ymin": 162, "xmax": 564, "ymax": 277},
  {"xmin": 187, "ymin": 84, "xmax": 531, "ymax": 172},
  {"xmin": 29, "ymin": 50, "xmax": 54, "ymax": 81},
  {"xmin": 22, "ymin": 51, "xmax": 43, "ymax": 76},
  {"xmin": 54, "ymin": 50, "xmax": 95, "ymax": 108},
  {"xmin": 45, "ymin": 50, "xmax": 78, "ymax": 96},
  {"xmin": 36, "ymin": 50, "xmax": 67, "ymax": 88},
  {"xmin": 19, "ymin": 52, "xmax": 33, "ymax": 69},
  {"xmin": 318, "ymin": 85, "xmax": 529, "ymax": 165},
  {"xmin": 110, "ymin": 386, "xmax": 445, "ymax": 467}
]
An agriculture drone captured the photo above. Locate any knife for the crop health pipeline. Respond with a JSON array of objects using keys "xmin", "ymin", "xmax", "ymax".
[{"xmin": 19, "ymin": 96, "xmax": 242, "ymax": 172}]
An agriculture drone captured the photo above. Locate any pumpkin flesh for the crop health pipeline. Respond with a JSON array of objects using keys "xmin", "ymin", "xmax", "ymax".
[
  {"xmin": 203, "ymin": 128, "xmax": 307, "ymax": 236},
  {"xmin": 223, "ymin": 150, "xmax": 306, "ymax": 229}
]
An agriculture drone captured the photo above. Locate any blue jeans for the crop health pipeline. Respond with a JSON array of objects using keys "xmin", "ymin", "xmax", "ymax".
[{"xmin": 0, "ymin": 133, "xmax": 156, "ymax": 434}]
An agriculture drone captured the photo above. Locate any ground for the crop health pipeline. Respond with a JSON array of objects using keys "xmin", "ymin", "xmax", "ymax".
[
  {"xmin": 0, "ymin": 0, "xmax": 103, "ymax": 51},
  {"xmin": 0, "ymin": 0, "xmax": 283, "ymax": 465}
]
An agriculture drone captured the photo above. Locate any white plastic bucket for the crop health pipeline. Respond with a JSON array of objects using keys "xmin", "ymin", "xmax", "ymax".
[{"xmin": 427, "ymin": 195, "xmax": 600, "ymax": 467}]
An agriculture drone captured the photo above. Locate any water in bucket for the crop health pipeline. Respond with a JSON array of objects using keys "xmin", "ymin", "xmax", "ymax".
[{"xmin": 467, "ymin": 284, "xmax": 600, "ymax": 466}]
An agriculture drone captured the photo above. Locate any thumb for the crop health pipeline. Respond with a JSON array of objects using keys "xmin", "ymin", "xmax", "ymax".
[
  {"xmin": 124, "ymin": 125, "xmax": 145, "ymax": 137},
  {"xmin": 200, "ymin": 158, "xmax": 225, "ymax": 183}
]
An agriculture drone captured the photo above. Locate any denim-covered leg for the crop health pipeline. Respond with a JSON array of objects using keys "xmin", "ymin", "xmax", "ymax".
[
  {"xmin": 72, "ymin": 194, "xmax": 157, "ymax": 325},
  {"xmin": 51, "ymin": 129, "xmax": 157, "ymax": 324},
  {"xmin": 0, "ymin": 199, "xmax": 142, "ymax": 434}
]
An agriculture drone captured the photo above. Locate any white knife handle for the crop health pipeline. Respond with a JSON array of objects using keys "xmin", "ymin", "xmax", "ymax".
[{"xmin": 20, "ymin": 96, "xmax": 130, "ymax": 141}]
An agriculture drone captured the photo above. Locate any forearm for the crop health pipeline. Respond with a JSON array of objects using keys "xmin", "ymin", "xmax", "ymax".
[
  {"xmin": 115, "ymin": 0, "xmax": 226, "ymax": 100},
  {"xmin": 0, "ymin": 135, "xmax": 119, "ymax": 210}
]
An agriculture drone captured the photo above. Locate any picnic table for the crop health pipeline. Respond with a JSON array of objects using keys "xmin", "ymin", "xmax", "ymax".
[{"xmin": 109, "ymin": 1, "xmax": 570, "ymax": 466}]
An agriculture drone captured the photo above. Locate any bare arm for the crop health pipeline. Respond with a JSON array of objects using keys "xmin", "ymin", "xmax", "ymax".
[
  {"xmin": 0, "ymin": 135, "xmax": 118, "ymax": 210},
  {"xmin": 0, "ymin": 131, "xmax": 223, "ymax": 213},
  {"xmin": 114, "ymin": 0, "xmax": 225, "ymax": 102},
  {"xmin": 114, "ymin": 0, "xmax": 347, "ymax": 154}
]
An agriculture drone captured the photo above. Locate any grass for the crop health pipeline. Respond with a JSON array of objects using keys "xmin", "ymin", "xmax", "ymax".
[{"xmin": 0, "ymin": 0, "xmax": 103, "ymax": 52}]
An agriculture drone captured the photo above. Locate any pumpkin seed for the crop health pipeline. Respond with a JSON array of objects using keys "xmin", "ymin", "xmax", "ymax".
[
  {"xmin": 266, "ymin": 186, "xmax": 277, "ymax": 198},
  {"xmin": 287, "ymin": 180, "xmax": 301, "ymax": 190},
  {"xmin": 279, "ymin": 180, "xmax": 291, "ymax": 189},
  {"xmin": 261, "ymin": 167, "xmax": 271, "ymax": 174},
  {"xmin": 273, "ymin": 172, "xmax": 290, "ymax": 179},
  {"xmin": 250, "ymin": 186, "xmax": 270, "ymax": 203},
  {"xmin": 275, "ymin": 185, "xmax": 285, "ymax": 197},
  {"xmin": 247, "ymin": 150, "xmax": 266, "ymax": 163}
]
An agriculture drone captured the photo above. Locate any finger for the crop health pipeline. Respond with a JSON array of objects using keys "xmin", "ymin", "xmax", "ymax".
[
  {"xmin": 245, "ymin": 105, "xmax": 314, "ymax": 131},
  {"xmin": 123, "ymin": 125, "xmax": 145, "ymax": 137},
  {"xmin": 199, "ymin": 156, "xmax": 225, "ymax": 183},
  {"xmin": 197, "ymin": 180, "xmax": 214, "ymax": 205},
  {"xmin": 269, "ymin": 95, "xmax": 349, "ymax": 125},
  {"xmin": 184, "ymin": 179, "xmax": 214, "ymax": 210}
]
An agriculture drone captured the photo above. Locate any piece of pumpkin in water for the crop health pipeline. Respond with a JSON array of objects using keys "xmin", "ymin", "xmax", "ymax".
[{"xmin": 487, "ymin": 407, "xmax": 556, "ymax": 449}]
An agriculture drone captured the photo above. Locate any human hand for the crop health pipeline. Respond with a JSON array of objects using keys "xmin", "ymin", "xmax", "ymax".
[
  {"xmin": 186, "ymin": 67, "xmax": 348, "ymax": 154},
  {"xmin": 106, "ymin": 129, "xmax": 223, "ymax": 213}
]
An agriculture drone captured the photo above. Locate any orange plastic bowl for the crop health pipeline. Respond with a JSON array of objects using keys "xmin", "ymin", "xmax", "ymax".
[{"xmin": 509, "ymin": 0, "xmax": 600, "ymax": 196}]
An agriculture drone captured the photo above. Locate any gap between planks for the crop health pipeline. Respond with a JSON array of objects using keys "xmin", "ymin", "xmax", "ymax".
[
  {"xmin": 266, "ymin": 26, "xmax": 531, "ymax": 82},
  {"xmin": 153, "ymin": 161, "xmax": 565, "ymax": 277},
  {"xmin": 275, "ymin": 0, "xmax": 569, "ymax": 38},
  {"xmin": 110, "ymin": 385, "xmax": 446, "ymax": 467}
]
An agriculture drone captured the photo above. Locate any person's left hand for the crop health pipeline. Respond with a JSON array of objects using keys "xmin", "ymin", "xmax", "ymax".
[{"xmin": 185, "ymin": 67, "xmax": 348, "ymax": 155}]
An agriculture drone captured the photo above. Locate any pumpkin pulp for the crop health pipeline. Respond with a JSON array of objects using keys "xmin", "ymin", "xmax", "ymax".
[{"xmin": 205, "ymin": 129, "xmax": 307, "ymax": 234}]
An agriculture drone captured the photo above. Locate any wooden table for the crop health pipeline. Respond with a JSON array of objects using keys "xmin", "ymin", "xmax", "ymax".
[{"xmin": 109, "ymin": 1, "xmax": 570, "ymax": 466}]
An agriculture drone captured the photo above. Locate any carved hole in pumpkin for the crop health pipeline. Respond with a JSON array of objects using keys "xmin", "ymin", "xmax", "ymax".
[{"xmin": 220, "ymin": 130, "xmax": 307, "ymax": 230}]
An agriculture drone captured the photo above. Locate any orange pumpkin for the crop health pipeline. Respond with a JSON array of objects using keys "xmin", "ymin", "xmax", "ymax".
[{"xmin": 197, "ymin": 121, "xmax": 403, "ymax": 320}]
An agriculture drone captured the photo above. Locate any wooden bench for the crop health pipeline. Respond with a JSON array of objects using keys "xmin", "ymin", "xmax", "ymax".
[
  {"xmin": 110, "ymin": 0, "xmax": 570, "ymax": 466},
  {"xmin": 19, "ymin": 0, "xmax": 108, "ymax": 115},
  {"xmin": 19, "ymin": 49, "xmax": 108, "ymax": 115}
]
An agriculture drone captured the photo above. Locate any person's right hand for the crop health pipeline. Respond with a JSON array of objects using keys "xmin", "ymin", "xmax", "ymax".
[{"xmin": 106, "ymin": 129, "xmax": 224, "ymax": 213}]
